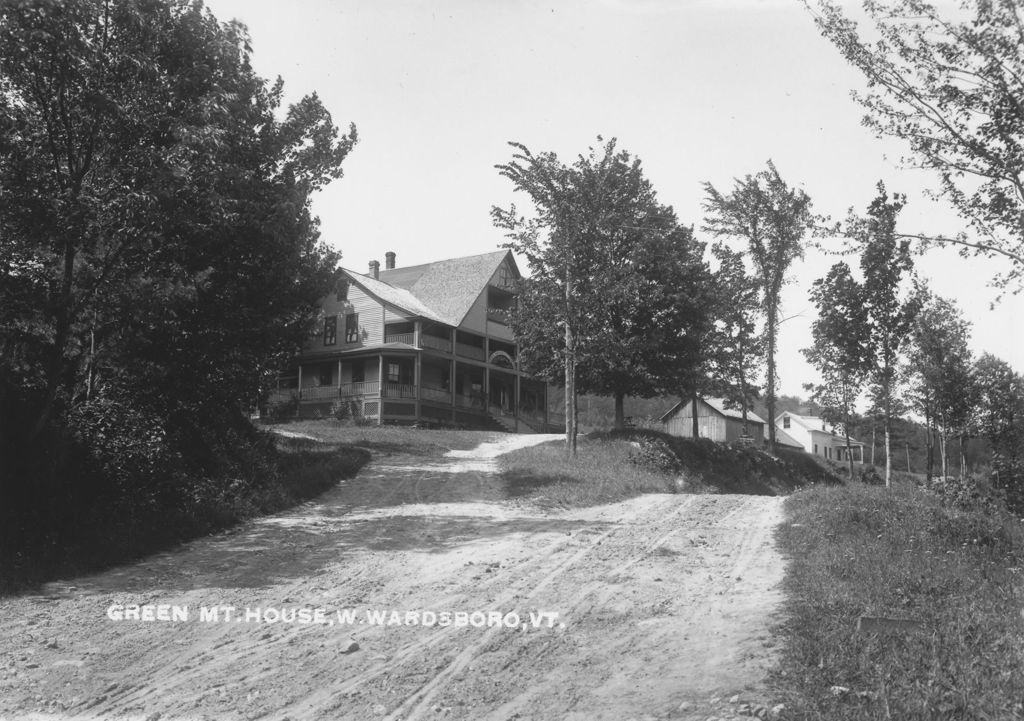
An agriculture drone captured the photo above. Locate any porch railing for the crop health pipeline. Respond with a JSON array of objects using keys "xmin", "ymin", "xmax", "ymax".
[
  {"xmin": 455, "ymin": 392, "xmax": 485, "ymax": 409},
  {"xmin": 381, "ymin": 382, "xmax": 417, "ymax": 399},
  {"xmin": 421, "ymin": 335, "xmax": 452, "ymax": 353},
  {"xmin": 339, "ymin": 381, "xmax": 379, "ymax": 397},
  {"xmin": 455, "ymin": 342, "xmax": 486, "ymax": 361},
  {"xmin": 300, "ymin": 384, "xmax": 342, "ymax": 401},
  {"xmin": 420, "ymin": 385, "xmax": 451, "ymax": 403},
  {"xmin": 384, "ymin": 332, "xmax": 415, "ymax": 345}
]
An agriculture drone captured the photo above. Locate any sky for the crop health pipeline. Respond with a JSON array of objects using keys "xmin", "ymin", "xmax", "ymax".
[{"xmin": 203, "ymin": 0, "xmax": 1022, "ymax": 399}]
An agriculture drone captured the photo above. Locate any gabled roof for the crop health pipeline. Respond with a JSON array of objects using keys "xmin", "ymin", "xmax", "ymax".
[
  {"xmin": 342, "ymin": 269, "xmax": 450, "ymax": 326},
  {"xmin": 776, "ymin": 412, "xmax": 864, "ymax": 445},
  {"xmin": 774, "ymin": 427, "xmax": 805, "ymax": 449},
  {"xmin": 378, "ymin": 249, "xmax": 517, "ymax": 327},
  {"xmin": 660, "ymin": 396, "xmax": 767, "ymax": 425}
]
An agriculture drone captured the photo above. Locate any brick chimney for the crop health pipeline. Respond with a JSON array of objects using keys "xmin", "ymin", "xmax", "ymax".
[
  {"xmin": 385, "ymin": 251, "xmax": 396, "ymax": 270},
  {"xmin": 368, "ymin": 260, "xmax": 380, "ymax": 280}
]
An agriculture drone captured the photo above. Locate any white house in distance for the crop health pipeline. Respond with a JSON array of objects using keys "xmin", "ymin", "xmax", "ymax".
[{"xmin": 775, "ymin": 411, "xmax": 866, "ymax": 463}]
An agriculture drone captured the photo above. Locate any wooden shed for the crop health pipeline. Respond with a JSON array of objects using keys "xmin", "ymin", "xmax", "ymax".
[{"xmin": 660, "ymin": 396, "xmax": 766, "ymax": 445}]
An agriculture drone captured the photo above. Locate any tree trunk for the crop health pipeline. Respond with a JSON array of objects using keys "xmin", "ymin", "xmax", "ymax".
[
  {"xmin": 871, "ymin": 424, "xmax": 876, "ymax": 466},
  {"xmin": 843, "ymin": 378, "xmax": 854, "ymax": 478},
  {"xmin": 924, "ymin": 404, "xmax": 933, "ymax": 484},
  {"xmin": 884, "ymin": 415, "xmax": 892, "ymax": 488},
  {"xmin": 954, "ymin": 434, "xmax": 962, "ymax": 479},
  {"xmin": 691, "ymin": 386, "xmax": 699, "ymax": 439},
  {"xmin": 765, "ymin": 303, "xmax": 778, "ymax": 452},
  {"xmin": 939, "ymin": 429, "xmax": 948, "ymax": 480},
  {"xmin": 565, "ymin": 326, "xmax": 577, "ymax": 459},
  {"xmin": 564, "ymin": 269, "xmax": 577, "ymax": 458},
  {"xmin": 884, "ymin": 369, "xmax": 892, "ymax": 488},
  {"xmin": 614, "ymin": 392, "xmax": 625, "ymax": 430}
]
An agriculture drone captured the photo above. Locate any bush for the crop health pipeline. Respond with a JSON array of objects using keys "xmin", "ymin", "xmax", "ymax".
[
  {"xmin": 627, "ymin": 436, "xmax": 682, "ymax": 474},
  {"xmin": 921, "ymin": 473, "xmax": 1009, "ymax": 514}
]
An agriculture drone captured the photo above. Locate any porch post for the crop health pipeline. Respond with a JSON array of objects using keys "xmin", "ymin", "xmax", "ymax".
[
  {"xmin": 450, "ymin": 360, "xmax": 457, "ymax": 423},
  {"xmin": 414, "ymin": 320, "xmax": 421, "ymax": 349},
  {"xmin": 414, "ymin": 352, "xmax": 422, "ymax": 421},
  {"xmin": 514, "ymin": 372, "xmax": 520, "ymax": 432},
  {"xmin": 297, "ymin": 365, "xmax": 303, "ymax": 401},
  {"xmin": 484, "ymin": 366, "xmax": 490, "ymax": 413},
  {"xmin": 378, "ymin": 354, "xmax": 385, "ymax": 409}
]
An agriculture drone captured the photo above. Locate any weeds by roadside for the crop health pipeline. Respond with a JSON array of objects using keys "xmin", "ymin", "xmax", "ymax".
[
  {"xmin": 0, "ymin": 430, "xmax": 368, "ymax": 595},
  {"xmin": 277, "ymin": 420, "xmax": 491, "ymax": 457},
  {"xmin": 497, "ymin": 429, "xmax": 838, "ymax": 507},
  {"xmin": 772, "ymin": 482, "xmax": 1024, "ymax": 720},
  {"xmin": 498, "ymin": 436, "xmax": 679, "ymax": 507}
]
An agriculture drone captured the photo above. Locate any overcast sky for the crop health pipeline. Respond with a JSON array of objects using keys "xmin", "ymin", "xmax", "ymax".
[{"xmin": 203, "ymin": 0, "xmax": 1021, "ymax": 400}]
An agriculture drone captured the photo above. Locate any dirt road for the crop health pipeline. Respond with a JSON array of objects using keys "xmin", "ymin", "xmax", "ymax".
[{"xmin": 0, "ymin": 434, "xmax": 787, "ymax": 721}]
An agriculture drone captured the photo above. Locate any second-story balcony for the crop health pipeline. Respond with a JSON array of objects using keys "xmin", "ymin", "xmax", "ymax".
[
  {"xmin": 384, "ymin": 331, "xmax": 415, "ymax": 345},
  {"xmin": 421, "ymin": 334, "xmax": 452, "ymax": 353}
]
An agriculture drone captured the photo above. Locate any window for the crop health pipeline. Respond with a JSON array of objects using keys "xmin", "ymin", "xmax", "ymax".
[
  {"xmin": 387, "ymin": 362, "xmax": 400, "ymax": 383},
  {"xmin": 323, "ymin": 315, "xmax": 337, "ymax": 345},
  {"xmin": 782, "ymin": 416, "xmax": 790, "ymax": 429},
  {"xmin": 814, "ymin": 444, "xmax": 819, "ymax": 455},
  {"xmin": 351, "ymin": 360, "xmax": 364, "ymax": 383},
  {"xmin": 345, "ymin": 313, "xmax": 359, "ymax": 343}
]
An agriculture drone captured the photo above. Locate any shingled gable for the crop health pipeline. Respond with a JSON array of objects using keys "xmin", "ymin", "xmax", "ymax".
[{"xmin": 379, "ymin": 249, "xmax": 518, "ymax": 327}]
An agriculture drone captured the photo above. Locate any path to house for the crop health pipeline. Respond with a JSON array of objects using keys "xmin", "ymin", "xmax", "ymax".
[{"xmin": 0, "ymin": 434, "xmax": 787, "ymax": 721}]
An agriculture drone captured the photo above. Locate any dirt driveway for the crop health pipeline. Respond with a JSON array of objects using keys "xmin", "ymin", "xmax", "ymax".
[{"xmin": 0, "ymin": 434, "xmax": 787, "ymax": 721}]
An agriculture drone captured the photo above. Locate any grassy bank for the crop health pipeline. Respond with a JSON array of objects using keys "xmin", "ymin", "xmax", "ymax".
[
  {"xmin": 498, "ymin": 429, "xmax": 838, "ymax": 508},
  {"xmin": 276, "ymin": 419, "xmax": 491, "ymax": 456},
  {"xmin": 772, "ymin": 482, "xmax": 1024, "ymax": 719},
  {"xmin": 1, "ymin": 429, "xmax": 369, "ymax": 595}
]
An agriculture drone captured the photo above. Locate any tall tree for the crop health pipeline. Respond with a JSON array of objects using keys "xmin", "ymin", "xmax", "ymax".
[
  {"xmin": 853, "ymin": 186, "xmax": 923, "ymax": 487},
  {"xmin": 702, "ymin": 161, "xmax": 815, "ymax": 451},
  {"xmin": 493, "ymin": 138, "xmax": 712, "ymax": 450},
  {"xmin": 0, "ymin": 1, "xmax": 355, "ymax": 476},
  {"xmin": 708, "ymin": 243, "xmax": 764, "ymax": 437},
  {"xmin": 810, "ymin": 0, "xmax": 1024, "ymax": 295},
  {"xmin": 906, "ymin": 291, "xmax": 976, "ymax": 481},
  {"xmin": 803, "ymin": 261, "xmax": 872, "ymax": 478}
]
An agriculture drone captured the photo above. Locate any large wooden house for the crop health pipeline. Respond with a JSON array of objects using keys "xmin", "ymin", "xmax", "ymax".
[{"xmin": 266, "ymin": 249, "xmax": 559, "ymax": 432}]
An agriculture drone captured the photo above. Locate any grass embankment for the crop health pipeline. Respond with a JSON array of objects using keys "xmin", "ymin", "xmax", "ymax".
[
  {"xmin": 498, "ymin": 428, "xmax": 837, "ymax": 508},
  {"xmin": 279, "ymin": 420, "xmax": 489, "ymax": 456},
  {"xmin": 773, "ymin": 483, "xmax": 1024, "ymax": 720},
  {"xmin": 1, "ymin": 429, "xmax": 369, "ymax": 595}
]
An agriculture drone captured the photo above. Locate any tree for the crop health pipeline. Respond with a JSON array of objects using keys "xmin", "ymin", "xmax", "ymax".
[
  {"xmin": 974, "ymin": 353, "xmax": 1024, "ymax": 510},
  {"xmin": 708, "ymin": 243, "xmax": 764, "ymax": 437},
  {"xmin": 853, "ymin": 186, "xmax": 923, "ymax": 487},
  {"xmin": 702, "ymin": 161, "xmax": 815, "ymax": 451},
  {"xmin": 0, "ymin": 1, "xmax": 355, "ymax": 490},
  {"xmin": 803, "ymin": 261, "xmax": 872, "ymax": 478},
  {"xmin": 493, "ymin": 138, "xmax": 712, "ymax": 451},
  {"xmin": 906, "ymin": 291, "xmax": 976, "ymax": 481},
  {"xmin": 810, "ymin": 0, "xmax": 1024, "ymax": 295}
]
